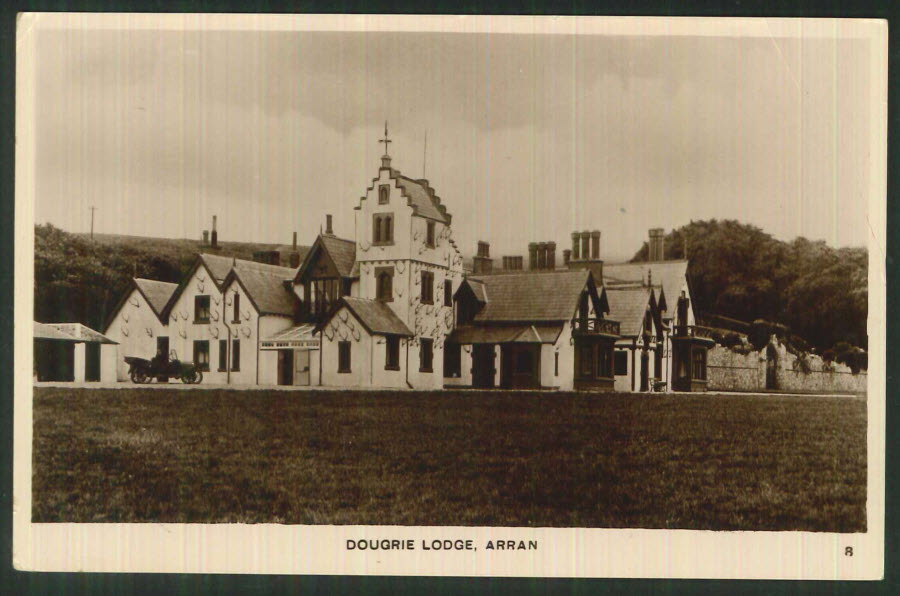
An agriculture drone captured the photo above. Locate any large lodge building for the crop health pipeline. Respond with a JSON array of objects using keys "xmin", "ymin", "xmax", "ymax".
[{"xmin": 104, "ymin": 131, "xmax": 713, "ymax": 392}]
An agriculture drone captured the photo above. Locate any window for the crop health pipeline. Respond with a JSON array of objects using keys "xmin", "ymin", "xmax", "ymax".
[
  {"xmin": 579, "ymin": 344, "xmax": 594, "ymax": 377},
  {"xmin": 555, "ymin": 352, "xmax": 559, "ymax": 376},
  {"xmin": 421, "ymin": 271, "xmax": 434, "ymax": 304},
  {"xmin": 692, "ymin": 348, "xmax": 707, "ymax": 380},
  {"xmin": 444, "ymin": 280, "xmax": 453, "ymax": 307},
  {"xmin": 426, "ymin": 222, "xmax": 436, "ymax": 247},
  {"xmin": 420, "ymin": 338, "xmax": 433, "ymax": 372},
  {"xmin": 376, "ymin": 267, "xmax": 394, "ymax": 302},
  {"xmin": 194, "ymin": 295, "xmax": 210, "ymax": 323},
  {"xmin": 233, "ymin": 293, "xmax": 241, "ymax": 323},
  {"xmin": 614, "ymin": 351, "xmax": 628, "ymax": 376},
  {"xmin": 338, "ymin": 341, "xmax": 351, "ymax": 373},
  {"xmin": 373, "ymin": 213, "xmax": 394, "ymax": 245},
  {"xmin": 598, "ymin": 345, "xmax": 613, "ymax": 378},
  {"xmin": 385, "ymin": 336, "xmax": 400, "ymax": 370},
  {"xmin": 217, "ymin": 339, "xmax": 240, "ymax": 372},
  {"xmin": 193, "ymin": 340, "xmax": 209, "ymax": 371},
  {"xmin": 379, "ymin": 184, "xmax": 390, "ymax": 204},
  {"xmin": 443, "ymin": 340, "xmax": 461, "ymax": 378}
]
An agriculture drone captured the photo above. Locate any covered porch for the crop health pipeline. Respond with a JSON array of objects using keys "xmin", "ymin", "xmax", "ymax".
[{"xmin": 450, "ymin": 325, "xmax": 562, "ymax": 390}]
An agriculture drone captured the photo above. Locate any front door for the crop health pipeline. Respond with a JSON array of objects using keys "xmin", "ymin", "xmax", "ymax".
[
  {"xmin": 294, "ymin": 349, "xmax": 311, "ymax": 386},
  {"xmin": 472, "ymin": 344, "xmax": 496, "ymax": 388},
  {"xmin": 277, "ymin": 349, "xmax": 294, "ymax": 385}
]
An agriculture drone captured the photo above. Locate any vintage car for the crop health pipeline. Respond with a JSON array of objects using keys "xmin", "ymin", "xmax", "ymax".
[{"xmin": 124, "ymin": 350, "xmax": 203, "ymax": 384}]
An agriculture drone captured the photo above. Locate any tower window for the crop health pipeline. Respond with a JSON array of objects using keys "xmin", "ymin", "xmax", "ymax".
[
  {"xmin": 444, "ymin": 280, "xmax": 453, "ymax": 307},
  {"xmin": 426, "ymin": 222, "xmax": 436, "ymax": 248},
  {"xmin": 373, "ymin": 213, "xmax": 394, "ymax": 245},
  {"xmin": 421, "ymin": 271, "xmax": 434, "ymax": 304},
  {"xmin": 375, "ymin": 267, "xmax": 394, "ymax": 302},
  {"xmin": 378, "ymin": 184, "xmax": 390, "ymax": 204}
]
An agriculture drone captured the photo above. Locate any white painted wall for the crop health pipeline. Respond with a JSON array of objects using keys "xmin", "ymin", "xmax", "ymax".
[
  {"xmin": 100, "ymin": 344, "xmax": 117, "ymax": 382},
  {"xmin": 73, "ymin": 343, "xmax": 85, "ymax": 383},
  {"xmin": 351, "ymin": 166, "xmax": 464, "ymax": 390},
  {"xmin": 104, "ymin": 287, "xmax": 169, "ymax": 381}
]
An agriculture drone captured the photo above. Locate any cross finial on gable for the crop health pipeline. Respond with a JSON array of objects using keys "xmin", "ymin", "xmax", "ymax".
[{"xmin": 379, "ymin": 121, "xmax": 392, "ymax": 156}]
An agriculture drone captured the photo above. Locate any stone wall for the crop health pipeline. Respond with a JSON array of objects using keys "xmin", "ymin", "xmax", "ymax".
[
  {"xmin": 707, "ymin": 340, "xmax": 867, "ymax": 394},
  {"xmin": 707, "ymin": 346, "xmax": 764, "ymax": 392}
]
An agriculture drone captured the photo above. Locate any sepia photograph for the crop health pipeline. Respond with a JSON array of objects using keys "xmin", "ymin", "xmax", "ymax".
[{"xmin": 13, "ymin": 14, "xmax": 886, "ymax": 578}]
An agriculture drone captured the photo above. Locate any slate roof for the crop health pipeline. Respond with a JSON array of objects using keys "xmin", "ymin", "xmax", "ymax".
[
  {"xmin": 319, "ymin": 235, "xmax": 357, "ymax": 278},
  {"xmin": 605, "ymin": 287, "xmax": 652, "ymax": 337},
  {"xmin": 227, "ymin": 267, "xmax": 297, "ymax": 317},
  {"xmin": 467, "ymin": 278, "xmax": 487, "ymax": 303},
  {"xmin": 336, "ymin": 297, "xmax": 413, "ymax": 337},
  {"xmin": 395, "ymin": 175, "xmax": 451, "ymax": 224},
  {"xmin": 466, "ymin": 270, "xmax": 592, "ymax": 323},
  {"xmin": 134, "ymin": 278, "xmax": 178, "ymax": 317},
  {"xmin": 451, "ymin": 324, "xmax": 563, "ymax": 345},
  {"xmin": 35, "ymin": 322, "xmax": 118, "ymax": 344},
  {"xmin": 200, "ymin": 253, "xmax": 299, "ymax": 287},
  {"xmin": 604, "ymin": 260, "xmax": 689, "ymax": 315}
]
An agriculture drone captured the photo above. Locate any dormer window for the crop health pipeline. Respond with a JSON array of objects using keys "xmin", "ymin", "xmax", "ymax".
[
  {"xmin": 426, "ymin": 221, "xmax": 436, "ymax": 248},
  {"xmin": 373, "ymin": 213, "xmax": 394, "ymax": 245},
  {"xmin": 378, "ymin": 184, "xmax": 390, "ymax": 205}
]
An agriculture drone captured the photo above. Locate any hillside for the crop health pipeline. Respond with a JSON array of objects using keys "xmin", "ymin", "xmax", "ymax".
[
  {"xmin": 34, "ymin": 224, "xmax": 306, "ymax": 333},
  {"xmin": 631, "ymin": 220, "xmax": 868, "ymax": 351}
]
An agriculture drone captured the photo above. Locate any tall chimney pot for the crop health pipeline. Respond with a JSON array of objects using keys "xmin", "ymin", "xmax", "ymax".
[
  {"xmin": 293, "ymin": 231, "xmax": 297, "ymax": 250},
  {"xmin": 325, "ymin": 214, "xmax": 333, "ymax": 236}
]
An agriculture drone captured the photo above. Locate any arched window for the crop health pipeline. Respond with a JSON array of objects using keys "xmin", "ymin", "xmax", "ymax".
[{"xmin": 379, "ymin": 184, "xmax": 390, "ymax": 204}]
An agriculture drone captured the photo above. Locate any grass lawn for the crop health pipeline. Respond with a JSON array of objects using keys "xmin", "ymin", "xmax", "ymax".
[{"xmin": 32, "ymin": 388, "xmax": 866, "ymax": 531}]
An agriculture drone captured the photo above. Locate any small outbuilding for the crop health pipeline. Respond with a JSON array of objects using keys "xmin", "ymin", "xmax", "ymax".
[{"xmin": 33, "ymin": 322, "xmax": 118, "ymax": 382}]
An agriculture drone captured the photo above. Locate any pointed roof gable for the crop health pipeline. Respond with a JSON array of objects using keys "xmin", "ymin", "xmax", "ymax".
[
  {"xmin": 605, "ymin": 286, "xmax": 654, "ymax": 337},
  {"xmin": 161, "ymin": 253, "xmax": 299, "ymax": 319},
  {"xmin": 604, "ymin": 260, "xmax": 689, "ymax": 316},
  {"xmin": 294, "ymin": 234, "xmax": 357, "ymax": 283},
  {"xmin": 463, "ymin": 270, "xmax": 597, "ymax": 323},
  {"xmin": 134, "ymin": 278, "xmax": 178, "ymax": 318}
]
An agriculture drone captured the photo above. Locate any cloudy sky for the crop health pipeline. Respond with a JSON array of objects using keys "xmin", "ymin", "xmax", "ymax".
[{"xmin": 29, "ymin": 15, "xmax": 879, "ymax": 261}]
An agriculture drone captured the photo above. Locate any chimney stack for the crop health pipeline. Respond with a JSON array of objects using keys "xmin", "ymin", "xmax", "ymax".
[
  {"xmin": 649, "ymin": 228, "xmax": 665, "ymax": 261},
  {"xmin": 202, "ymin": 230, "xmax": 209, "ymax": 245},
  {"xmin": 325, "ymin": 214, "xmax": 333, "ymax": 236},
  {"xmin": 563, "ymin": 249, "xmax": 571, "ymax": 265},
  {"xmin": 591, "ymin": 230, "xmax": 601, "ymax": 260},
  {"xmin": 528, "ymin": 243, "xmax": 538, "ymax": 270},
  {"xmin": 473, "ymin": 241, "xmax": 493, "ymax": 274},
  {"xmin": 211, "ymin": 215, "xmax": 218, "ymax": 248},
  {"xmin": 293, "ymin": 231, "xmax": 297, "ymax": 250},
  {"xmin": 571, "ymin": 232, "xmax": 580, "ymax": 261},
  {"xmin": 548, "ymin": 241, "xmax": 557, "ymax": 270}
]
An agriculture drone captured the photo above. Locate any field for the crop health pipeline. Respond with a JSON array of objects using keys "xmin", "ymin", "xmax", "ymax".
[{"xmin": 32, "ymin": 388, "xmax": 866, "ymax": 531}]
